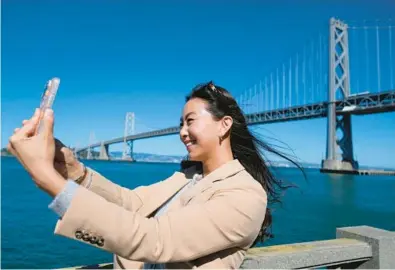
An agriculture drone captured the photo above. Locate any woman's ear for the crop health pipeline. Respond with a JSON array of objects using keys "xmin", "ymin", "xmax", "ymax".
[{"xmin": 220, "ymin": 116, "xmax": 233, "ymax": 137}]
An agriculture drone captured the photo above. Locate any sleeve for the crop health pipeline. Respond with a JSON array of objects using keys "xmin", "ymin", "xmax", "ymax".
[
  {"xmin": 48, "ymin": 180, "xmax": 79, "ymax": 217},
  {"xmin": 76, "ymin": 167, "xmax": 172, "ymax": 212},
  {"xmin": 53, "ymin": 182, "xmax": 267, "ymax": 263}
]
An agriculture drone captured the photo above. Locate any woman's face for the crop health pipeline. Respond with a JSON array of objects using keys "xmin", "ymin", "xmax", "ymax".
[{"xmin": 179, "ymin": 98, "xmax": 221, "ymax": 161}]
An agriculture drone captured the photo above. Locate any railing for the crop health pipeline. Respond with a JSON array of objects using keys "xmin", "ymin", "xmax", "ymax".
[
  {"xmin": 58, "ymin": 226, "xmax": 395, "ymax": 269},
  {"xmin": 241, "ymin": 238, "xmax": 371, "ymax": 269}
]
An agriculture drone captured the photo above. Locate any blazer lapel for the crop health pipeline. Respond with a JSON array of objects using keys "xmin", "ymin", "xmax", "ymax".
[
  {"xmin": 139, "ymin": 159, "xmax": 246, "ymax": 215},
  {"xmin": 138, "ymin": 172, "xmax": 189, "ymax": 217},
  {"xmin": 179, "ymin": 159, "xmax": 246, "ymax": 206}
]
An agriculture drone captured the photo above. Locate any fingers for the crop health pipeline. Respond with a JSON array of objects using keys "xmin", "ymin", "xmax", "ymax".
[
  {"xmin": 13, "ymin": 114, "xmax": 36, "ymax": 135},
  {"xmin": 10, "ymin": 109, "xmax": 39, "ymax": 142},
  {"xmin": 9, "ymin": 109, "xmax": 55, "ymax": 155},
  {"xmin": 54, "ymin": 138, "xmax": 68, "ymax": 161},
  {"xmin": 6, "ymin": 142, "xmax": 16, "ymax": 156},
  {"xmin": 42, "ymin": 109, "xmax": 54, "ymax": 138},
  {"xmin": 8, "ymin": 108, "xmax": 46, "ymax": 156},
  {"xmin": 14, "ymin": 109, "xmax": 41, "ymax": 139},
  {"xmin": 54, "ymin": 138, "xmax": 76, "ymax": 162}
]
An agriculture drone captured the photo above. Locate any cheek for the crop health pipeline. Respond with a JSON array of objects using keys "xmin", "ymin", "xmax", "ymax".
[{"xmin": 189, "ymin": 123, "xmax": 218, "ymax": 146}]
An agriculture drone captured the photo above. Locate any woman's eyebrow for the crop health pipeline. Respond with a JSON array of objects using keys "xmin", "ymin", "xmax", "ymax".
[{"xmin": 180, "ymin": 112, "xmax": 197, "ymax": 122}]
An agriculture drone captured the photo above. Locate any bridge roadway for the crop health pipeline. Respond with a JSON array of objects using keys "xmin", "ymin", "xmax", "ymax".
[{"xmin": 76, "ymin": 90, "xmax": 395, "ymax": 153}]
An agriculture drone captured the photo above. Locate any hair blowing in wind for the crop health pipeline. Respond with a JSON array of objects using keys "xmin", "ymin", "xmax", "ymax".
[{"xmin": 182, "ymin": 81, "xmax": 303, "ymax": 245}]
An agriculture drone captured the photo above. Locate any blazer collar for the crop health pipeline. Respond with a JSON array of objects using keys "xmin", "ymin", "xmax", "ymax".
[
  {"xmin": 175, "ymin": 159, "xmax": 245, "ymax": 208},
  {"xmin": 201, "ymin": 159, "xmax": 245, "ymax": 184},
  {"xmin": 138, "ymin": 159, "xmax": 245, "ymax": 217}
]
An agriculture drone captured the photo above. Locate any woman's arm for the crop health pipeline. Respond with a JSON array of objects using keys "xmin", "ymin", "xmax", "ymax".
[
  {"xmin": 76, "ymin": 167, "xmax": 169, "ymax": 212},
  {"xmin": 53, "ymin": 139, "xmax": 169, "ymax": 213},
  {"xmin": 54, "ymin": 179, "xmax": 267, "ymax": 263}
]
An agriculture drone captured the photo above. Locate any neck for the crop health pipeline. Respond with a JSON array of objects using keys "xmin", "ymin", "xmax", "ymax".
[{"xmin": 202, "ymin": 142, "xmax": 234, "ymax": 177}]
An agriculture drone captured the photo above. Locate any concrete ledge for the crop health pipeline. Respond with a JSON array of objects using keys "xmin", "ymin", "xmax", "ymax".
[
  {"xmin": 57, "ymin": 226, "xmax": 394, "ymax": 269},
  {"xmin": 241, "ymin": 238, "xmax": 371, "ymax": 269},
  {"xmin": 337, "ymin": 226, "xmax": 395, "ymax": 268}
]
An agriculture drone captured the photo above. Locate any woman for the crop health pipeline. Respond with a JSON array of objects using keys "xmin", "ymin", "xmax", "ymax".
[{"xmin": 8, "ymin": 82, "xmax": 297, "ymax": 269}]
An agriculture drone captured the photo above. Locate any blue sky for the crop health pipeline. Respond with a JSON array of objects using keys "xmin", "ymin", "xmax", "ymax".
[{"xmin": 2, "ymin": 0, "xmax": 394, "ymax": 168}]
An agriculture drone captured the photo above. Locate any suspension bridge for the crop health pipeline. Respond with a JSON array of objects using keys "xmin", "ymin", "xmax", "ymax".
[{"xmin": 75, "ymin": 17, "xmax": 395, "ymax": 174}]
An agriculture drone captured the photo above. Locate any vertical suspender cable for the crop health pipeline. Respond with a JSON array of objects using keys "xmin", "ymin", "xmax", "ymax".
[
  {"xmin": 389, "ymin": 24, "xmax": 394, "ymax": 89},
  {"xmin": 364, "ymin": 24, "xmax": 370, "ymax": 91},
  {"xmin": 376, "ymin": 23, "xmax": 381, "ymax": 92}
]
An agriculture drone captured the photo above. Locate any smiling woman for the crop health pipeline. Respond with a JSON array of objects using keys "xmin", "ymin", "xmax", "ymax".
[
  {"xmin": 8, "ymin": 81, "xmax": 301, "ymax": 269},
  {"xmin": 179, "ymin": 82, "xmax": 303, "ymax": 243}
]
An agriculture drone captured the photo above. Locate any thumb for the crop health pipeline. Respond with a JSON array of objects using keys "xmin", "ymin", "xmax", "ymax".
[{"xmin": 41, "ymin": 109, "xmax": 54, "ymax": 137}]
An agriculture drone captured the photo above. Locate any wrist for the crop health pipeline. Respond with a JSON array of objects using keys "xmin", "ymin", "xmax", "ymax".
[
  {"xmin": 73, "ymin": 163, "xmax": 88, "ymax": 184},
  {"xmin": 36, "ymin": 167, "xmax": 67, "ymax": 197}
]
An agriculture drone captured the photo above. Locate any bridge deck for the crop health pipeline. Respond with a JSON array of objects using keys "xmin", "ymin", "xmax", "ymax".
[{"xmin": 76, "ymin": 90, "xmax": 395, "ymax": 153}]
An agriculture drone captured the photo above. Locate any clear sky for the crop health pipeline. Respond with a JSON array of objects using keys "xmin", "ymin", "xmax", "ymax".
[{"xmin": 2, "ymin": 0, "xmax": 394, "ymax": 168}]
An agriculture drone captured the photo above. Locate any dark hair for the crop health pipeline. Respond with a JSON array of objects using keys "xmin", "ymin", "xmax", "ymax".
[{"xmin": 181, "ymin": 81, "xmax": 303, "ymax": 246}]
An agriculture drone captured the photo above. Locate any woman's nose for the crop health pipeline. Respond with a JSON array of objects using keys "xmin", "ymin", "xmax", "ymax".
[{"xmin": 179, "ymin": 125, "xmax": 188, "ymax": 140}]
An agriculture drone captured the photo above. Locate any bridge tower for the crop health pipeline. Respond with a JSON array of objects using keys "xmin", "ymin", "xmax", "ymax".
[
  {"xmin": 322, "ymin": 18, "xmax": 359, "ymax": 172},
  {"xmin": 122, "ymin": 112, "xmax": 135, "ymax": 161},
  {"xmin": 87, "ymin": 131, "xmax": 96, "ymax": 160},
  {"xmin": 99, "ymin": 141, "xmax": 110, "ymax": 160}
]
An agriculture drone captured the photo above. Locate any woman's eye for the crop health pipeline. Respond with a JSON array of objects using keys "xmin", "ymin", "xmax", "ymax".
[{"xmin": 187, "ymin": 119, "xmax": 194, "ymax": 124}]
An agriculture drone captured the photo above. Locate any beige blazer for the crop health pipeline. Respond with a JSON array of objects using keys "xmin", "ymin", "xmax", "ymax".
[{"xmin": 54, "ymin": 159, "xmax": 267, "ymax": 269}]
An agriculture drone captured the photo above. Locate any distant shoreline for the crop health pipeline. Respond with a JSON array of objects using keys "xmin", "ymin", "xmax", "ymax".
[{"xmin": 2, "ymin": 154, "xmax": 394, "ymax": 171}]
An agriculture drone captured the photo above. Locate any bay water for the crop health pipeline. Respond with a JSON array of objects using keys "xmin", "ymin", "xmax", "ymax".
[{"xmin": 2, "ymin": 156, "xmax": 394, "ymax": 269}]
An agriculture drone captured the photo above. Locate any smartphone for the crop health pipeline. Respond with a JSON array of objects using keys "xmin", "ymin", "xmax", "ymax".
[{"xmin": 36, "ymin": 77, "xmax": 60, "ymax": 134}]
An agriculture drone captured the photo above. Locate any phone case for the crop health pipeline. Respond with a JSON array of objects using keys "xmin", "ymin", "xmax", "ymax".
[{"xmin": 36, "ymin": 77, "xmax": 60, "ymax": 134}]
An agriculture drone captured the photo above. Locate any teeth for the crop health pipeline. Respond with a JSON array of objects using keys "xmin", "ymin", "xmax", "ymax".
[{"xmin": 186, "ymin": 141, "xmax": 195, "ymax": 147}]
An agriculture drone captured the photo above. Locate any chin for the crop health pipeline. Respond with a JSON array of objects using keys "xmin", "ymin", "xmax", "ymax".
[{"xmin": 188, "ymin": 152, "xmax": 203, "ymax": 162}]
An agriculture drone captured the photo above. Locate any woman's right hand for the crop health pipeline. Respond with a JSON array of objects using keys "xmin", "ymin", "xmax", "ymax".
[{"xmin": 17, "ymin": 119, "xmax": 86, "ymax": 181}]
